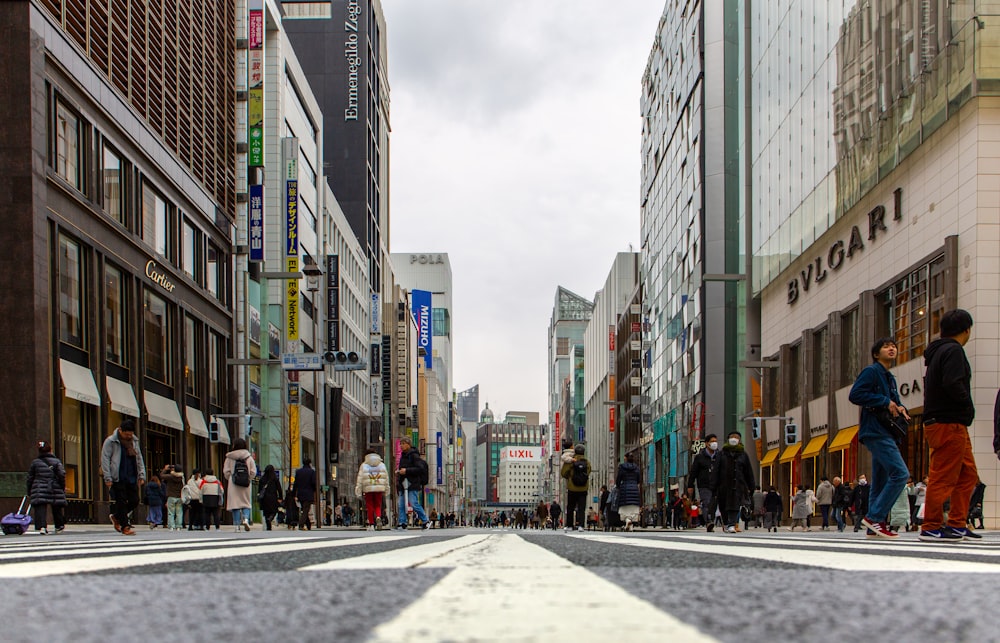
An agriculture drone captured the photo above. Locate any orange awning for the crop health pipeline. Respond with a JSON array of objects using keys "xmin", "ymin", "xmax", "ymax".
[
  {"xmin": 759, "ymin": 449, "xmax": 780, "ymax": 467},
  {"xmin": 828, "ymin": 426, "xmax": 859, "ymax": 452},
  {"xmin": 801, "ymin": 435, "xmax": 828, "ymax": 458},
  {"xmin": 779, "ymin": 442, "xmax": 802, "ymax": 463}
]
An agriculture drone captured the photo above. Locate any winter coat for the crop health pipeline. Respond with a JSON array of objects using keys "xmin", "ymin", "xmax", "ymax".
[
  {"xmin": 397, "ymin": 449, "xmax": 428, "ymax": 491},
  {"xmin": 355, "ymin": 453, "xmax": 390, "ymax": 496},
  {"xmin": 223, "ymin": 449, "xmax": 257, "ymax": 511},
  {"xmin": 293, "ymin": 464, "xmax": 317, "ymax": 503},
  {"xmin": 815, "ymin": 480, "xmax": 835, "ymax": 505},
  {"xmin": 257, "ymin": 474, "xmax": 283, "ymax": 515},
  {"xmin": 550, "ymin": 501, "xmax": 562, "ymax": 518},
  {"xmin": 26, "ymin": 454, "xmax": 67, "ymax": 507},
  {"xmin": 791, "ymin": 490, "xmax": 812, "ymax": 520},
  {"xmin": 688, "ymin": 448, "xmax": 718, "ymax": 490},
  {"xmin": 752, "ymin": 489, "xmax": 766, "ymax": 513},
  {"xmin": 161, "ymin": 470, "xmax": 184, "ymax": 498},
  {"xmin": 763, "ymin": 490, "xmax": 782, "ymax": 513},
  {"xmin": 911, "ymin": 481, "xmax": 926, "ymax": 506},
  {"xmin": 536, "ymin": 503, "xmax": 548, "ymax": 522},
  {"xmin": 560, "ymin": 449, "xmax": 576, "ymax": 465},
  {"xmin": 832, "ymin": 483, "xmax": 852, "ymax": 508},
  {"xmin": 615, "ymin": 462, "xmax": 642, "ymax": 507},
  {"xmin": 851, "ymin": 484, "xmax": 870, "ymax": 514},
  {"xmin": 849, "ymin": 362, "xmax": 904, "ymax": 444},
  {"xmin": 561, "ymin": 455, "xmax": 591, "ymax": 492},
  {"xmin": 710, "ymin": 444, "xmax": 754, "ymax": 510},
  {"xmin": 199, "ymin": 475, "xmax": 225, "ymax": 508},
  {"xmin": 888, "ymin": 486, "xmax": 911, "ymax": 528},
  {"xmin": 144, "ymin": 481, "xmax": 166, "ymax": 507},
  {"xmin": 923, "ymin": 337, "xmax": 974, "ymax": 426},
  {"xmin": 100, "ymin": 429, "xmax": 146, "ymax": 485},
  {"xmin": 182, "ymin": 475, "xmax": 203, "ymax": 504}
]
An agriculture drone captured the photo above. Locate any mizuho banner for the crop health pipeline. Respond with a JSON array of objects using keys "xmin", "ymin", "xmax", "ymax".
[{"xmin": 412, "ymin": 289, "xmax": 432, "ymax": 370}]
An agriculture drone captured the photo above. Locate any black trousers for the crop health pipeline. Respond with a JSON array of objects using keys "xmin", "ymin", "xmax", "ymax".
[
  {"xmin": 34, "ymin": 503, "xmax": 65, "ymax": 530},
  {"xmin": 111, "ymin": 481, "xmax": 139, "ymax": 528},
  {"xmin": 566, "ymin": 491, "xmax": 587, "ymax": 528}
]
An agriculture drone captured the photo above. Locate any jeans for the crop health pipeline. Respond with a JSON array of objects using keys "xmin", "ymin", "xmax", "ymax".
[
  {"xmin": 862, "ymin": 434, "xmax": 910, "ymax": 525},
  {"xmin": 166, "ymin": 497, "xmax": 183, "ymax": 529},
  {"xmin": 397, "ymin": 490, "xmax": 429, "ymax": 525},
  {"xmin": 819, "ymin": 504, "xmax": 831, "ymax": 528},
  {"xmin": 832, "ymin": 505, "xmax": 846, "ymax": 531},
  {"xmin": 147, "ymin": 505, "xmax": 163, "ymax": 525},
  {"xmin": 697, "ymin": 488, "xmax": 715, "ymax": 525},
  {"xmin": 923, "ymin": 424, "xmax": 979, "ymax": 531},
  {"xmin": 231, "ymin": 507, "xmax": 250, "ymax": 526}
]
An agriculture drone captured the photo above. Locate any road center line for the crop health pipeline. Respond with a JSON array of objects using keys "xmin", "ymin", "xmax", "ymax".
[{"xmin": 300, "ymin": 534, "xmax": 490, "ymax": 570}]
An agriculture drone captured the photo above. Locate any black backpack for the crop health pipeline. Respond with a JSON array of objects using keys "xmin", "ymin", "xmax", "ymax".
[
  {"xmin": 416, "ymin": 458, "xmax": 430, "ymax": 486},
  {"xmin": 232, "ymin": 458, "xmax": 251, "ymax": 487},
  {"xmin": 570, "ymin": 459, "xmax": 589, "ymax": 487}
]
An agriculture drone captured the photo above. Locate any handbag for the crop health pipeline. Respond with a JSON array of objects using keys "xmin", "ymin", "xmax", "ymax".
[{"xmin": 873, "ymin": 406, "xmax": 909, "ymax": 442}]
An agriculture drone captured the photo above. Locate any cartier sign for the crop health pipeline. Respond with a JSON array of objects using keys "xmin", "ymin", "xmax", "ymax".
[
  {"xmin": 788, "ymin": 188, "xmax": 902, "ymax": 305},
  {"xmin": 145, "ymin": 260, "xmax": 176, "ymax": 293}
]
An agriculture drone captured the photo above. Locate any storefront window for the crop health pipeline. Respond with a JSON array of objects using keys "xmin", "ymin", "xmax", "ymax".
[
  {"xmin": 143, "ymin": 290, "xmax": 172, "ymax": 384},
  {"xmin": 105, "ymin": 264, "xmax": 126, "ymax": 365},
  {"xmin": 55, "ymin": 101, "xmax": 82, "ymax": 191},
  {"xmin": 184, "ymin": 316, "xmax": 199, "ymax": 397},
  {"xmin": 142, "ymin": 183, "xmax": 171, "ymax": 259},
  {"xmin": 61, "ymin": 396, "xmax": 87, "ymax": 499},
  {"xmin": 58, "ymin": 235, "xmax": 85, "ymax": 348},
  {"xmin": 102, "ymin": 145, "xmax": 125, "ymax": 226},
  {"xmin": 207, "ymin": 244, "xmax": 222, "ymax": 300}
]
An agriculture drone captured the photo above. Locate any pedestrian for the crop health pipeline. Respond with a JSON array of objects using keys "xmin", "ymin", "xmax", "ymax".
[
  {"xmin": 751, "ymin": 485, "xmax": 766, "ymax": 528},
  {"xmin": 849, "ymin": 337, "xmax": 910, "ymax": 539},
  {"xmin": 283, "ymin": 489, "xmax": 299, "ymax": 529},
  {"xmin": 395, "ymin": 437, "xmax": 430, "ymax": 530},
  {"xmin": 850, "ymin": 476, "xmax": 870, "ymax": 532},
  {"xmin": 143, "ymin": 474, "xmax": 166, "ymax": 528},
  {"xmin": 888, "ymin": 485, "xmax": 911, "ymax": 534},
  {"xmin": 668, "ymin": 489, "xmax": 686, "ymax": 530},
  {"xmin": 910, "ymin": 476, "xmax": 927, "ymax": 528},
  {"xmin": 598, "ymin": 485, "xmax": 609, "ymax": 528},
  {"xmin": 560, "ymin": 444, "xmax": 591, "ymax": 531},
  {"xmin": 257, "ymin": 464, "xmax": 283, "ymax": 531},
  {"xmin": 198, "ymin": 469, "xmax": 224, "ymax": 530},
  {"xmin": 920, "ymin": 309, "xmax": 981, "ymax": 542},
  {"xmin": 710, "ymin": 431, "xmax": 754, "ymax": 533},
  {"xmin": 815, "ymin": 477, "xmax": 834, "ymax": 530},
  {"xmin": 293, "ymin": 457, "xmax": 317, "ymax": 530},
  {"xmin": 100, "ymin": 418, "xmax": 146, "ymax": 536},
  {"xmin": 615, "ymin": 453, "xmax": 642, "ymax": 531},
  {"xmin": 967, "ymin": 481, "xmax": 986, "ymax": 529},
  {"xmin": 342, "ymin": 502, "xmax": 354, "ymax": 527},
  {"xmin": 763, "ymin": 486, "xmax": 782, "ymax": 532},
  {"xmin": 223, "ymin": 437, "xmax": 257, "ymax": 532},
  {"xmin": 790, "ymin": 485, "xmax": 811, "ymax": 531},
  {"xmin": 183, "ymin": 469, "xmax": 203, "ymax": 531},
  {"xmin": 549, "ymin": 500, "xmax": 562, "ymax": 529},
  {"xmin": 161, "ymin": 464, "xmax": 185, "ymax": 531},
  {"xmin": 689, "ymin": 434, "xmax": 720, "ymax": 531},
  {"xmin": 831, "ymin": 476, "xmax": 850, "ymax": 532},
  {"xmin": 536, "ymin": 501, "xmax": 549, "ymax": 530},
  {"xmin": 26, "ymin": 441, "xmax": 67, "ymax": 535},
  {"xmin": 355, "ymin": 448, "xmax": 389, "ymax": 531}
]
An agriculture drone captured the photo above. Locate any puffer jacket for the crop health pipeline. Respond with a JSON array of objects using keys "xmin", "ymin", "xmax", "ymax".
[
  {"xmin": 355, "ymin": 453, "xmax": 390, "ymax": 496},
  {"xmin": 199, "ymin": 475, "xmax": 224, "ymax": 508},
  {"xmin": 27, "ymin": 454, "xmax": 68, "ymax": 507},
  {"xmin": 615, "ymin": 462, "xmax": 642, "ymax": 506},
  {"xmin": 182, "ymin": 475, "xmax": 203, "ymax": 504}
]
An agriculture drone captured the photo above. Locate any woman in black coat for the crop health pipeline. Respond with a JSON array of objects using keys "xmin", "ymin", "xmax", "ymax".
[
  {"xmin": 710, "ymin": 431, "xmax": 755, "ymax": 533},
  {"xmin": 615, "ymin": 453, "xmax": 643, "ymax": 531},
  {"xmin": 26, "ymin": 441, "xmax": 67, "ymax": 534},
  {"xmin": 763, "ymin": 487, "xmax": 783, "ymax": 532},
  {"xmin": 258, "ymin": 464, "xmax": 284, "ymax": 530}
]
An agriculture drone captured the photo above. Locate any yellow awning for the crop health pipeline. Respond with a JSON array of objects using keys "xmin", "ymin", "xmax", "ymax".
[
  {"xmin": 801, "ymin": 435, "xmax": 828, "ymax": 458},
  {"xmin": 759, "ymin": 449, "xmax": 780, "ymax": 467},
  {"xmin": 779, "ymin": 442, "xmax": 802, "ymax": 463},
  {"xmin": 828, "ymin": 426, "xmax": 859, "ymax": 452}
]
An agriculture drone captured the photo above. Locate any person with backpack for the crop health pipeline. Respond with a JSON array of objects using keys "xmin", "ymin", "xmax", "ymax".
[
  {"xmin": 223, "ymin": 438, "xmax": 257, "ymax": 532},
  {"xmin": 26, "ymin": 441, "xmax": 67, "ymax": 535},
  {"xmin": 355, "ymin": 449, "xmax": 389, "ymax": 530},
  {"xmin": 293, "ymin": 458, "xmax": 318, "ymax": 530},
  {"xmin": 394, "ymin": 437, "xmax": 430, "ymax": 530},
  {"xmin": 198, "ymin": 469, "xmax": 224, "ymax": 530},
  {"xmin": 615, "ymin": 453, "xmax": 642, "ymax": 531},
  {"xmin": 560, "ymin": 444, "xmax": 591, "ymax": 531},
  {"xmin": 257, "ymin": 464, "xmax": 283, "ymax": 531}
]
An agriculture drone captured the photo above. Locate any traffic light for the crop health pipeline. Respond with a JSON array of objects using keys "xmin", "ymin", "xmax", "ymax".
[
  {"xmin": 209, "ymin": 421, "xmax": 220, "ymax": 443},
  {"xmin": 750, "ymin": 417, "xmax": 761, "ymax": 441},
  {"xmin": 246, "ymin": 416, "xmax": 253, "ymax": 437},
  {"xmin": 784, "ymin": 422, "xmax": 799, "ymax": 445},
  {"xmin": 324, "ymin": 350, "xmax": 367, "ymax": 371}
]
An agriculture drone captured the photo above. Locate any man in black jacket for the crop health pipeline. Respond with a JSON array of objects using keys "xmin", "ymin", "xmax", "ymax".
[
  {"xmin": 395, "ymin": 438, "xmax": 430, "ymax": 529},
  {"xmin": 688, "ymin": 434, "xmax": 719, "ymax": 531},
  {"xmin": 293, "ymin": 458, "xmax": 317, "ymax": 530},
  {"xmin": 920, "ymin": 309, "xmax": 980, "ymax": 542}
]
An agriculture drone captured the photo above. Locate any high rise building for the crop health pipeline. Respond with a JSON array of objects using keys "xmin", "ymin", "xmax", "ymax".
[
  {"xmin": 640, "ymin": 1, "xmax": 747, "ymax": 487},
  {"xmin": 476, "ymin": 420, "xmax": 546, "ymax": 504},
  {"xmin": 496, "ymin": 447, "xmax": 543, "ymax": 505},
  {"xmin": 0, "ymin": 0, "xmax": 237, "ymax": 521},
  {"xmin": 457, "ymin": 385, "xmax": 480, "ymax": 423}
]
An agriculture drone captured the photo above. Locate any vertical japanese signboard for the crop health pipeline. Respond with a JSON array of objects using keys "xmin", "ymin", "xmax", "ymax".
[
  {"xmin": 283, "ymin": 138, "xmax": 299, "ymax": 343},
  {"xmin": 326, "ymin": 255, "xmax": 339, "ymax": 351},
  {"xmin": 249, "ymin": 184, "xmax": 263, "ymax": 262},
  {"xmin": 248, "ymin": 1, "xmax": 264, "ymax": 167},
  {"xmin": 412, "ymin": 290, "xmax": 432, "ymax": 370}
]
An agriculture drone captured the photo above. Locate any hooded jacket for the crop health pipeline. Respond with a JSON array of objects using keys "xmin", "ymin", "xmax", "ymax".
[
  {"xmin": 199, "ymin": 474, "xmax": 224, "ymax": 508},
  {"xmin": 560, "ymin": 455, "xmax": 591, "ymax": 492},
  {"xmin": 815, "ymin": 480, "xmax": 835, "ymax": 505},
  {"xmin": 182, "ymin": 475, "xmax": 203, "ymax": 504},
  {"xmin": 355, "ymin": 453, "xmax": 390, "ymax": 496},
  {"xmin": 923, "ymin": 337, "xmax": 974, "ymax": 426}
]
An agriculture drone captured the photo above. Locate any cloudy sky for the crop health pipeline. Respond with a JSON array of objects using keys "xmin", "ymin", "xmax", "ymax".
[{"xmin": 381, "ymin": 0, "xmax": 666, "ymax": 420}]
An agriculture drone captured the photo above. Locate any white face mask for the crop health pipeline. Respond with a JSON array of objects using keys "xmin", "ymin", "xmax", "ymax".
[
  {"xmin": 859, "ymin": 479, "xmax": 868, "ymax": 486},
  {"xmin": 728, "ymin": 438, "xmax": 739, "ymax": 446},
  {"xmin": 708, "ymin": 442, "xmax": 718, "ymax": 451}
]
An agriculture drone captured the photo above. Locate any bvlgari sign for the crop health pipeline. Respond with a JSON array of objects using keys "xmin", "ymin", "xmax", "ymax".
[
  {"xmin": 145, "ymin": 260, "xmax": 176, "ymax": 293},
  {"xmin": 787, "ymin": 188, "xmax": 902, "ymax": 305}
]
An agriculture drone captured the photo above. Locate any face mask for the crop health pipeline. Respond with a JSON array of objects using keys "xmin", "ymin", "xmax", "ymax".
[
  {"xmin": 708, "ymin": 442, "xmax": 718, "ymax": 451},
  {"xmin": 859, "ymin": 479, "xmax": 867, "ymax": 486},
  {"xmin": 728, "ymin": 438, "xmax": 739, "ymax": 446}
]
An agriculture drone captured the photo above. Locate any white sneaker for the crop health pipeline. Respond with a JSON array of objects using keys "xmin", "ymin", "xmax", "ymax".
[
  {"xmin": 242, "ymin": 518, "xmax": 251, "ymax": 532},
  {"xmin": 725, "ymin": 525, "xmax": 737, "ymax": 534}
]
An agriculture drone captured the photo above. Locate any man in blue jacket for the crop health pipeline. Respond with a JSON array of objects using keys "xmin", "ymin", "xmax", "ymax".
[{"xmin": 849, "ymin": 337, "xmax": 909, "ymax": 539}]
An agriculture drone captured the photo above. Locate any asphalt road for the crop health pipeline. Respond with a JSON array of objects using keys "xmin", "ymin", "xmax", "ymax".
[{"xmin": 2, "ymin": 525, "xmax": 998, "ymax": 642}]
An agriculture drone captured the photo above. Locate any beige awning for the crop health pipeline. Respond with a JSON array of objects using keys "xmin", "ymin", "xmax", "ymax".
[
  {"xmin": 186, "ymin": 406, "xmax": 209, "ymax": 438},
  {"xmin": 59, "ymin": 359, "xmax": 101, "ymax": 407},
  {"xmin": 143, "ymin": 391, "xmax": 183, "ymax": 431},
  {"xmin": 105, "ymin": 377, "xmax": 140, "ymax": 417},
  {"xmin": 215, "ymin": 418, "xmax": 231, "ymax": 445}
]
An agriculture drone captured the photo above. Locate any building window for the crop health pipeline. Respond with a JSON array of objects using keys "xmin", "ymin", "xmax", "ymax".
[
  {"xmin": 143, "ymin": 290, "xmax": 172, "ymax": 384},
  {"xmin": 182, "ymin": 219, "xmax": 199, "ymax": 281},
  {"xmin": 432, "ymin": 308, "xmax": 450, "ymax": 337},
  {"xmin": 207, "ymin": 243, "xmax": 221, "ymax": 300},
  {"xmin": 142, "ymin": 182, "xmax": 172, "ymax": 259},
  {"xmin": 105, "ymin": 264, "xmax": 126, "ymax": 365},
  {"xmin": 208, "ymin": 331, "xmax": 222, "ymax": 407},
  {"xmin": 55, "ymin": 101, "xmax": 83, "ymax": 191},
  {"xmin": 841, "ymin": 308, "xmax": 860, "ymax": 387},
  {"xmin": 184, "ymin": 316, "xmax": 199, "ymax": 396},
  {"xmin": 102, "ymin": 144, "xmax": 126, "ymax": 226},
  {"xmin": 58, "ymin": 235, "xmax": 85, "ymax": 348},
  {"xmin": 879, "ymin": 256, "xmax": 946, "ymax": 365}
]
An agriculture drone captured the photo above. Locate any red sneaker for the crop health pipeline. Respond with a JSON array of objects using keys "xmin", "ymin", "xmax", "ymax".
[{"xmin": 866, "ymin": 521, "xmax": 898, "ymax": 538}]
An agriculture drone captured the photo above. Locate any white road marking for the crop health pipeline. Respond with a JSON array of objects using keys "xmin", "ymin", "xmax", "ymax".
[
  {"xmin": 367, "ymin": 534, "xmax": 717, "ymax": 643},
  {"xmin": 0, "ymin": 535, "xmax": 412, "ymax": 578},
  {"xmin": 300, "ymin": 534, "xmax": 490, "ymax": 570},
  {"xmin": 580, "ymin": 533, "xmax": 1000, "ymax": 573},
  {"xmin": 659, "ymin": 532, "xmax": 1000, "ymax": 555},
  {"xmin": 0, "ymin": 536, "xmax": 315, "ymax": 561}
]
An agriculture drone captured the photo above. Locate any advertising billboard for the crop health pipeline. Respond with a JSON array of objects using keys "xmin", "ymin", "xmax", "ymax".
[{"xmin": 412, "ymin": 289, "xmax": 432, "ymax": 370}]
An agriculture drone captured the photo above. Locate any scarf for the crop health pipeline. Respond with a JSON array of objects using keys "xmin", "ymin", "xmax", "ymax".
[{"xmin": 119, "ymin": 433, "xmax": 137, "ymax": 458}]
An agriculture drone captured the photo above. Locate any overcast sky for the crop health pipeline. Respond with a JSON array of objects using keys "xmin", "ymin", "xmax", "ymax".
[{"xmin": 381, "ymin": 0, "xmax": 665, "ymax": 421}]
